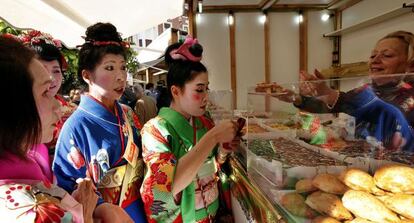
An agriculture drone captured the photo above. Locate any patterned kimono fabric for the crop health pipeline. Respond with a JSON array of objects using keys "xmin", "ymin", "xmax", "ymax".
[
  {"xmin": 52, "ymin": 95, "xmax": 147, "ymax": 223},
  {"xmin": 0, "ymin": 146, "xmax": 83, "ymax": 222},
  {"xmin": 141, "ymin": 108, "xmax": 220, "ymax": 223}
]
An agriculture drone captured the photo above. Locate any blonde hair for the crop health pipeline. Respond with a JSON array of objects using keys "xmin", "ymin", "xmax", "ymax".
[{"xmin": 381, "ymin": 30, "xmax": 414, "ymax": 64}]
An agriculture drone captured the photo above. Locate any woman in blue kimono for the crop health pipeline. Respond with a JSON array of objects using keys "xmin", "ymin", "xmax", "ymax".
[{"xmin": 52, "ymin": 23, "xmax": 147, "ymax": 222}]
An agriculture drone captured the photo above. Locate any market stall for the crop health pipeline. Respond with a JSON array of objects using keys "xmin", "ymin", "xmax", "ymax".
[{"xmin": 218, "ymin": 74, "xmax": 414, "ymax": 223}]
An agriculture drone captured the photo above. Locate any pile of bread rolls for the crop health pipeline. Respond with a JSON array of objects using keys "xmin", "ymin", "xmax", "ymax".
[{"xmin": 280, "ymin": 164, "xmax": 414, "ymax": 223}]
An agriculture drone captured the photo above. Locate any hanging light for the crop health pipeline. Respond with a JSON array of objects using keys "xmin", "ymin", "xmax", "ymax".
[
  {"xmin": 228, "ymin": 12, "xmax": 234, "ymax": 26},
  {"xmin": 198, "ymin": 1, "xmax": 203, "ymax": 13},
  {"xmin": 296, "ymin": 11, "xmax": 303, "ymax": 24},
  {"xmin": 321, "ymin": 13, "xmax": 330, "ymax": 21},
  {"xmin": 259, "ymin": 13, "xmax": 267, "ymax": 24}
]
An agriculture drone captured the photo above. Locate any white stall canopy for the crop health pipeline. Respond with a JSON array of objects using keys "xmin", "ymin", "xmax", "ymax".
[{"xmin": 0, "ymin": 0, "xmax": 184, "ymax": 48}]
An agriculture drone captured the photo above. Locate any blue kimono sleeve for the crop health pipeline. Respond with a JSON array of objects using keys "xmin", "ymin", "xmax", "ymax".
[{"xmin": 52, "ymin": 122, "xmax": 105, "ymax": 205}]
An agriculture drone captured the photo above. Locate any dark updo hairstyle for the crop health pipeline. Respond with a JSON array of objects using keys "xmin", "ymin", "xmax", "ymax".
[
  {"xmin": 164, "ymin": 41, "xmax": 207, "ymax": 99},
  {"xmin": 0, "ymin": 36, "xmax": 41, "ymax": 158},
  {"xmin": 31, "ymin": 40, "xmax": 64, "ymax": 70},
  {"xmin": 77, "ymin": 22, "xmax": 127, "ymax": 82}
]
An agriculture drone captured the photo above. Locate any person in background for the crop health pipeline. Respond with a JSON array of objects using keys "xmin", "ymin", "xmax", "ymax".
[
  {"xmin": 140, "ymin": 37, "xmax": 239, "ymax": 222},
  {"xmin": 120, "ymin": 85, "xmax": 138, "ymax": 108},
  {"xmin": 144, "ymin": 82, "xmax": 158, "ymax": 102},
  {"xmin": 52, "ymin": 23, "xmax": 147, "ymax": 222},
  {"xmin": 272, "ymin": 30, "xmax": 414, "ymax": 151},
  {"xmin": 17, "ymin": 30, "xmax": 78, "ymax": 158},
  {"xmin": 0, "ymin": 35, "xmax": 97, "ymax": 223},
  {"xmin": 144, "ymin": 82, "xmax": 153, "ymax": 96},
  {"xmin": 133, "ymin": 84, "xmax": 157, "ymax": 125},
  {"xmin": 155, "ymin": 80, "xmax": 171, "ymax": 110}
]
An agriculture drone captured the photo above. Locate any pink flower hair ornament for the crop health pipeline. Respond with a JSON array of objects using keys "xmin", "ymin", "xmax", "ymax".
[{"xmin": 170, "ymin": 36, "xmax": 202, "ymax": 62}]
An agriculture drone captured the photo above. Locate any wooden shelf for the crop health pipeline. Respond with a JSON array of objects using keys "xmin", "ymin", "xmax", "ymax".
[{"xmin": 324, "ymin": 2, "xmax": 414, "ymax": 37}]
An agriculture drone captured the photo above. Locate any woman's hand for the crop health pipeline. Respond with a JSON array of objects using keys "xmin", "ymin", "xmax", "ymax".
[
  {"xmin": 299, "ymin": 70, "xmax": 335, "ymax": 97},
  {"xmin": 93, "ymin": 203, "xmax": 134, "ymax": 223},
  {"xmin": 269, "ymin": 84, "xmax": 301, "ymax": 104},
  {"xmin": 211, "ymin": 120, "xmax": 238, "ymax": 144},
  {"xmin": 71, "ymin": 178, "xmax": 98, "ymax": 223}
]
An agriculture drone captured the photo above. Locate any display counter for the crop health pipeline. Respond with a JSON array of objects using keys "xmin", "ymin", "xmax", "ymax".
[{"xmin": 229, "ymin": 156, "xmax": 287, "ymax": 223}]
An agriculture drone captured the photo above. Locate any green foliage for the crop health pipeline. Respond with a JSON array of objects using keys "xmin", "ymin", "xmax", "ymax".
[
  {"xmin": 61, "ymin": 48, "xmax": 83, "ymax": 94},
  {"xmin": 126, "ymin": 45, "xmax": 140, "ymax": 74},
  {"xmin": 0, "ymin": 21, "xmax": 22, "ymax": 35},
  {"xmin": 0, "ymin": 19, "xmax": 140, "ymax": 93},
  {"xmin": 0, "ymin": 20, "xmax": 82, "ymax": 94}
]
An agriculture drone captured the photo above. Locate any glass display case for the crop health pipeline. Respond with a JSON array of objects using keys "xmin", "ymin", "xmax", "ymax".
[
  {"xmin": 244, "ymin": 73, "xmax": 414, "ymax": 222},
  {"xmin": 207, "ymin": 90, "xmax": 234, "ymax": 122}
]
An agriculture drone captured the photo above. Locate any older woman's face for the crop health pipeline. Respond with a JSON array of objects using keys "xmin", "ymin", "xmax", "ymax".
[
  {"xmin": 369, "ymin": 38, "xmax": 409, "ymax": 85},
  {"xmin": 30, "ymin": 58, "xmax": 60, "ymax": 143}
]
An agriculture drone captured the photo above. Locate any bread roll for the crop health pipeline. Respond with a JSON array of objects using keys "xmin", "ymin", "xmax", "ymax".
[
  {"xmin": 382, "ymin": 194, "xmax": 414, "ymax": 220},
  {"xmin": 312, "ymin": 173, "xmax": 349, "ymax": 195},
  {"xmin": 305, "ymin": 191, "xmax": 353, "ymax": 220},
  {"xmin": 344, "ymin": 217, "xmax": 376, "ymax": 223},
  {"xmin": 280, "ymin": 192, "xmax": 318, "ymax": 218},
  {"xmin": 312, "ymin": 216, "xmax": 341, "ymax": 223},
  {"xmin": 374, "ymin": 165, "xmax": 414, "ymax": 194},
  {"xmin": 339, "ymin": 168, "xmax": 385, "ymax": 195},
  {"xmin": 342, "ymin": 190, "xmax": 400, "ymax": 223},
  {"xmin": 296, "ymin": 179, "xmax": 318, "ymax": 193}
]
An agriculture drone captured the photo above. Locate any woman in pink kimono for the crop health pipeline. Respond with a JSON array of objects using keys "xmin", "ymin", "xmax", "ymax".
[{"xmin": 0, "ymin": 36, "xmax": 97, "ymax": 223}]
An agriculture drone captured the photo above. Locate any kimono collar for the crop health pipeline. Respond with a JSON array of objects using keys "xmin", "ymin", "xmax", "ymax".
[
  {"xmin": 78, "ymin": 95, "xmax": 122, "ymax": 125},
  {"xmin": 158, "ymin": 107, "xmax": 199, "ymax": 144}
]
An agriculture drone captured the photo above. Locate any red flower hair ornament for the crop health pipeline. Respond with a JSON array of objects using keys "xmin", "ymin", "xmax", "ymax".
[{"xmin": 2, "ymin": 30, "xmax": 68, "ymax": 71}]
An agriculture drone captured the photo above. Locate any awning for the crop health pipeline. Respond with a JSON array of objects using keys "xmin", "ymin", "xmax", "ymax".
[
  {"xmin": 0, "ymin": 0, "xmax": 184, "ymax": 48},
  {"xmin": 136, "ymin": 27, "xmax": 172, "ymax": 64}
]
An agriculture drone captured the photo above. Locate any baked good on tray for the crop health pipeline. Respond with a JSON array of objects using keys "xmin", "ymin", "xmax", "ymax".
[
  {"xmin": 255, "ymin": 82, "xmax": 285, "ymax": 94},
  {"xmin": 342, "ymin": 190, "xmax": 400, "ymax": 223},
  {"xmin": 344, "ymin": 217, "xmax": 376, "ymax": 223},
  {"xmin": 381, "ymin": 193, "xmax": 414, "ymax": 220},
  {"xmin": 338, "ymin": 168, "xmax": 385, "ymax": 195},
  {"xmin": 305, "ymin": 191, "xmax": 353, "ymax": 221},
  {"xmin": 312, "ymin": 173, "xmax": 349, "ymax": 195},
  {"xmin": 374, "ymin": 164, "xmax": 414, "ymax": 194},
  {"xmin": 312, "ymin": 216, "xmax": 341, "ymax": 223},
  {"xmin": 295, "ymin": 179, "xmax": 318, "ymax": 193},
  {"xmin": 280, "ymin": 192, "xmax": 318, "ymax": 218}
]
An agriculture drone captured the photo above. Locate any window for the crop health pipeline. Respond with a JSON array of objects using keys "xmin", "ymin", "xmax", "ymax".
[
  {"xmin": 164, "ymin": 22, "xmax": 172, "ymax": 30},
  {"xmin": 138, "ymin": 39, "xmax": 143, "ymax": 47},
  {"xmin": 183, "ymin": 25, "xmax": 189, "ymax": 32},
  {"xmin": 145, "ymin": 39, "xmax": 152, "ymax": 46}
]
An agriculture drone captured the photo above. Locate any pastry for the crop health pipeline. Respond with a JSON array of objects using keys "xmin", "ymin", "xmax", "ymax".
[
  {"xmin": 296, "ymin": 179, "xmax": 318, "ymax": 193},
  {"xmin": 312, "ymin": 216, "xmax": 341, "ymax": 223},
  {"xmin": 305, "ymin": 191, "xmax": 353, "ymax": 220},
  {"xmin": 280, "ymin": 192, "xmax": 318, "ymax": 218},
  {"xmin": 342, "ymin": 190, "xmax": 400, "ymax": 223},
  {"xmin": 374, "ymin": 165, "xmax": 414, "ymax": 194},
  {"xmin": 339, "ymin": 168, "xmax": 385, "ymax": 195},
  {"xmin": 344, "ymin": 217, "xmax": 376, "ymax": 223},
  {"xmin": 382, "ymin": 194, "xmax": 414, "ymax": 220},
  {"xmin": 312, "ymin": 173, "xmax": 349, "ymax": 195}
]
